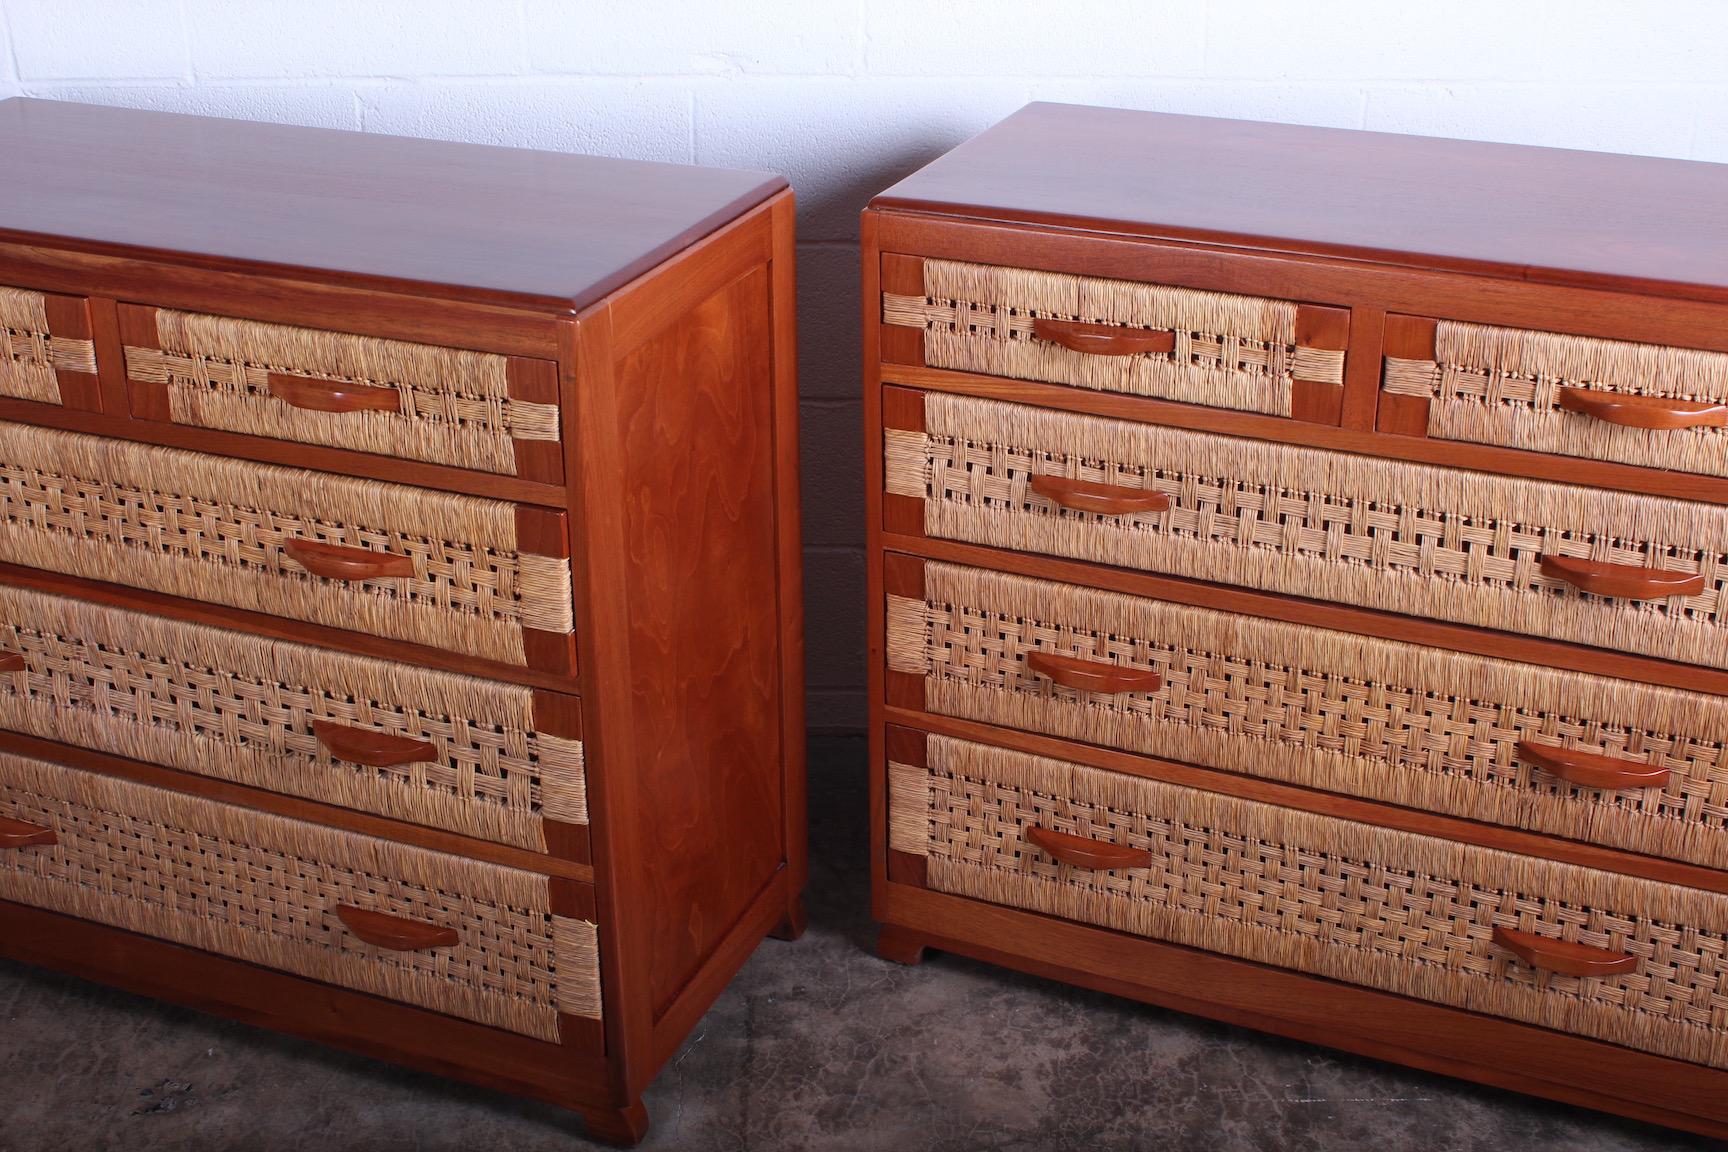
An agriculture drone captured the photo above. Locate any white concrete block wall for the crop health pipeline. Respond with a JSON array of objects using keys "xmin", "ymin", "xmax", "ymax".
[{"xmin": 2, "ymin": 0, "xmax": 1724, "ymax": 732}]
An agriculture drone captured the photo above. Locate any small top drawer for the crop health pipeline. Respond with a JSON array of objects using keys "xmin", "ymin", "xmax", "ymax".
[
  {"xmin": 1381, "ymin": 315, "xmax": 1728, "ymax": 479},
  {"xmin": 0, "ymin": 286, "xmax": 98, "ymax": 410},
  {"xmin": 0, "ymin": 421, "xmax": 576, "ymax": 672},
  {"xmin": 121, "ymin": 305, "xmax": 563, "ymax": 480},
  {"xmin": 882, "ymin": 257, "xmax": 1347, "ymax": 420}
]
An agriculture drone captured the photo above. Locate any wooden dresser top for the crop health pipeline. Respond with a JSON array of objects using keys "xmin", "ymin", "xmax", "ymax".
[
  {"xmin": 873, "ymin": 101, "xmax": 1728, "ymax": 303},
  {"xmin": 0, "ymin": 97, "xmax": 785, "ymax": 312}
]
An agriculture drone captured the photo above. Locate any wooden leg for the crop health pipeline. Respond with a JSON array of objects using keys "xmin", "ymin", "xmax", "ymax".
[
  {"xmin": 768, "ymin": 894, "xmax": 806, "ymax": 941},
  {"xmin": 876, "ymin": 923, "xmax": 929, "ymax": 966},
  {"xmin": 584, "ymin": 1100, "xmax": 649, "ymax": 1147}
]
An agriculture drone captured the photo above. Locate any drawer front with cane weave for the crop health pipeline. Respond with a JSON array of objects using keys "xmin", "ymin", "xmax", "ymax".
[
  {"xmin": 121, "ymin": 305, "xmax": 563, "ymax": 480},
  {"xmin": 886, "ymin": 559, "xmax": 1728, "ymax": 868},
  {"xmin": 0, "ymin": 421, "xmax": 577, "ymax": 671},
  {"xmin": 1382, "ymin": 316, "xmax": 1728, "ymax": 479},
  {"xmin": 884, "ymin": 391, "xmax": 1728, "ymax": 670},
  {"xmin": 881, "ymin": 258, "xmax": 1348, "ymax": 418},
  {"xmin": 0, "ymin": 285, "xmax": 98, "ymax": 410},
  {"xmin": 0, "ymin": 583, "xmax": 585, "ymax": 852},
  {"xmin": 0, "ymin": 751, "xmax": 601, "ymax": 1041},
  {"xmin": 889, "ymin": 732, "xmax": 1728, "ymax": 1070}
]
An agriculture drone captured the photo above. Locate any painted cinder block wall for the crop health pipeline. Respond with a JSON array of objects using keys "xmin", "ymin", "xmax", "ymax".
[{"xmin": 4, "ymin": 0, "xmax": 1726, "ymax": 733}]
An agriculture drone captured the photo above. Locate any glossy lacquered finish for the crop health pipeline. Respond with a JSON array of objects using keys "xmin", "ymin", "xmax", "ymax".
[
  {"xmin": 0, "ymin": 100, "xmax": 806, "ymax": 1147},
  {"xmin": 866, "ymin": 103, "xmax": 1728, "ymax": 1142}
]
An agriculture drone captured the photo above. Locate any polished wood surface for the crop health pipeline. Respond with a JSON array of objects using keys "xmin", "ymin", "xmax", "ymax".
[
  {"xmin": 334, "ymin": 904, "xmax": 462, "ymax": 952},
  {"xmin": 0, "ymin": 815, "xmax": 55, "ymax": 850},
  {"xmin": 1027, "ymin": 474, "xmax": 1172, "ymax": 516},
  {"xmin": 1556, "ymin": 386, "xmax": 1728, "ymax": 430},
  {"xmin": 0, "ymin": 98, "xmax": 784, "ymax": 311},
  {"xmin": 875, "ymin": 102, "xmax": 1728, "ymax": 303},
  {"xmin": 268, "ymin": 373, "xmax": 403, "ymax": 414},
  {"xmin": 1024, "ymin": 651, "xmax": 1164, "ymax": 695},
  {"xmin": 1517, "ymin": 741, "xmax": 1672, "ymax": 791},
  {"xmin": 866, "ymin": 105, "xmax": 1728, "ymax": 1141},
  {"xmin": 311, "ymin": 721, "xmax": 438, "ymax": 769},
  {"xmin": 1024, "ymin": 825, "xmax": 1155, "ymax": 871},
  {"xmin": 1491, "ymin": 927, "xmax": 1641, "ymax": 978},
  {"xmin": 1030, "ymin": 317, "xmax": 1176, "ymax": 356},
  {"xmin": 281, "ymin": 538, "xmax": 416, "ymax": 582},
  {"xmin": 1537, "ymin": 554, "xmax": 1708, "ymax": 600}
]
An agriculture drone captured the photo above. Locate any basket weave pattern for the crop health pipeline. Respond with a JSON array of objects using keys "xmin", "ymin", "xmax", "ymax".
[
  {"xmin": 126, "ymin": 309, "xmax": 559, "ymax": 475},
  {"xmin": 884, "ymin": 393, "xmax": 1728, "ymax": 669},
  {"xmin": 0, "ymin": 584, "xmax": 585, "ymax": 850},
  {"xmin": 882, "ymin": 259, "xmax": 1343, "ymax": 415},
  {"xmin": 0, "ymin": 422, "xmax": 574, "ymax": 666},
  {"xmin": 0, "ymin": 753, "xmax": 600, "ymax": 1040},
  {"xmin": 890, "ymin": 734, "xmax": 1728, "ymax": 1069},
  {"xmin": 888, "ymin": 561, "xmax": 1728, "ymax": 867},
  {"xmin": 1385, "ymin": 320, "xmax": 1728, "ymax": 477},
  {"xmin": 0, "ymin": 287, "xmax": 95, "ymax": 405}
]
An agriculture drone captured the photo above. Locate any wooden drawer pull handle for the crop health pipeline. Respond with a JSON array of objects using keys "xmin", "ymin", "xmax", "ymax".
[
  {"xmin": 313, "ymin": 720, "xmax": 437, "ymax": 767},
  {"xmin": 0, "ymin": 816, "xmax": 56, "ymax": 850},
  {"xmin": 1517, "ymin": 740, "xmax": 1670, "ymax": 790},
  {"xmin": 0, "ymin": 652, "xmax": 24, "ymax": 674},
  {"xmin": 1538, "ymin": 555, "xmax": 1705, "ymax": 600},
  {"xmin": 269, "ymin": 373, "xmax": 402, "ymax": 415},
  {"xmin": 1492, "ymin": 926, "xmax": 1638, "ymax": 978},
  {"xmin": 335, "ymin": 905, "xmax": 459, "ymax": 951},
  {"xmin": 1557, "ymin": 387, "xmax": 1728, "ymax": 430},
  {"xmin": 1026, "ymin": 825, "xmax": 1153, "ymax": 871},
  {"xmin": 1029, "ymin": 475, "xmax": 1171, "ymax": 516},
  {"xmin": 1027, "ymin": 651, "xmax": 1163, "ymax": 695},
  {"xmin": 1032, "ymin": 318, "xmax": 1176, "ymax": 357},
  {"xmin": 284, "ymin": 538, "xmax": 415, "ymax": 581}
]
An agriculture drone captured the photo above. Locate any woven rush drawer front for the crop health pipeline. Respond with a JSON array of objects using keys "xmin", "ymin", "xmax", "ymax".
[
  {"xmin": 122, "ymin": 306, "xmax": 561, "ymax": 477},
  {"xmin": 884, "ymin": 392, "xmax": 1728, "ymax": 670},
  {"xmin": 0, "ymin": 583, "xmax": 585, "ymax": 851},
  {"xmin": 0, "ymin": 422, "xmax": 575, "ymax": 670},
  {"xmin": 881, "ymin": 258, "xmax": 1345, "ymax": 416},
  {"xmin": 888, "ymin": 560, "xmax": 1728, "ymax": 868},
  {"xmin": 890, "ymin": 733, "xmax": 1728, "ymax": 1069},
  {"xmin": 1384, "ymin": 317, "xmax": 1728, "ymax": 478},
  {"xmin": 1, "ymin": 286, "xmax": 96, "ymax": 407},
  {"xmin": 0, "ymin": 752, "xmax": 600, "ymax": 1041}
]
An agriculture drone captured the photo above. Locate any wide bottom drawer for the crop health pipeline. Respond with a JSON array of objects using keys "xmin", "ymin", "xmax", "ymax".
[
  {"xmin": 0, "ymin": 752, "xmax": 600, "ymax": 1042},
  {"xmin": 888, "ymin": 731, "xmax": 1728, "ymax": 1069}
]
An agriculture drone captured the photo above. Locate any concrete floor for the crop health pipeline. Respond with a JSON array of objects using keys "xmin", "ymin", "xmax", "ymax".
[{"xmin": 0, "ymin": 738, "xmax": 1720, "ymax": 1152}]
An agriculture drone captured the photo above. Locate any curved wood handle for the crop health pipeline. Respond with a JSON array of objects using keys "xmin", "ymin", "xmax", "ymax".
[
  {"xmin": 1492, "ymin": 926, "xmax": 1638, "ymax": 978},
  {"xmin": 283, "ymin": 538, "xmax": 415, "ymax": 581},
  {"xmin": 1557, "ymin": 387, "xmax": 1728, "ymax": 430},
  {"xmin": 1032, "ymin": 318, "xmax": 1176, "ymax": 357},
  {"xmin": 1029, "ymin": 474, "xmax": 1171, "ymax": 516},
  {"xmin": 1517, "ymin": 740, "xmax": 1670, "ymax": 790},
  {"xmin": 0, "ymin": 652, "xmax": 25, "ymax": 674},
  {"xmin": 1026, "ymin": 651, "xmax": 1163, "ymax": 695},
  {"xmin": 1539, "ymin": 554, "xmax": 1705, "ymax": 600},
  {"xmin": 0, "ymin": 815, "xmax": 55, "ymax": 850},
  {"xmin": 313, "ymin": 720, "xmax": 437, "ymax": 767},
  {"xmin": 1026, "ymin": 825, "xmax": 1153, "ymax": 871},
  {"xmin": 335, "ymin": 905, "xmax": 459, "ymax": 951},
  {"xmin": 269, "ymin": 373, "xmax": 401, "ymax": 415}
]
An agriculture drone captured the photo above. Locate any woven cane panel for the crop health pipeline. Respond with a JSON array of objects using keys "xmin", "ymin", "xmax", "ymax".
[
  {"xmin": 881, "ymin": 259, "xmax": 1343, "ymax": 417},
  {"xmin": 0, "ymin": 286, "xmax": 94, "ymax": 405},
  {"xmin": 0, "ymin": 584, "xmax": 585, "ymax": 851},
  {"xmin": 887, "ymin": 561, "xmax": 1728, "ymax": 868},
  {"xmin": 890, "ymin": 735, "xmax": 1728, "ymax": 1069},
  {"xmin": 1384, "ymin": 319, "xmax": 1728, "ymax": 478},
  {"xmin": 884, "ymin": 393, "xmax": 1728, "ymax": 670},
  {"xmin": 0, "ymin": 753, "xmax": 601, "ymax": 1039},
  {"xmin": 0, "ymin": 422, "xmax": 574, "ymax": 666},
  {"xmin": 125, "ymin": 309, "xmax": 560, "ymax": 475}
]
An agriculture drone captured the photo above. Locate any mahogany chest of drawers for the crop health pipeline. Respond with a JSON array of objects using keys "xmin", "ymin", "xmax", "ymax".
[
  {"xmin": 865, "ymin": 102, "xmax": 1728, "ymax": 1138},
  {"xmin": 0, "ymin": 97, "xmax": 806, "ymax": 1146}
]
